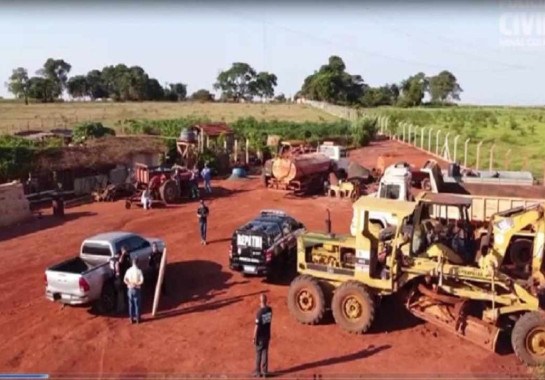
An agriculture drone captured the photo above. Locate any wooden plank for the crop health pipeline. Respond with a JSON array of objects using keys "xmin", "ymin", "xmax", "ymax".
[{"xmin": 152, "ymin": 247, "xmax": 167, "ymax": 317}]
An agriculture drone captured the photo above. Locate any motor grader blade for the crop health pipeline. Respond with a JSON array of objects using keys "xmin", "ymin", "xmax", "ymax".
[{"xmin": 407, "ymin": 288, "xmax": 501, "ymax": 352}]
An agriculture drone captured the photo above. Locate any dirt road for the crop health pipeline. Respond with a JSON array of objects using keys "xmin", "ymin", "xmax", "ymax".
[{"xmin": 0, "ymin": 139, "xmax": 532, "ymax": 377}]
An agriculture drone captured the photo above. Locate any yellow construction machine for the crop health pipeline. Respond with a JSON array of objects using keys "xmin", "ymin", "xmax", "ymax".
[{"xmin": 288, "ymin": 193, "xmax": 545, "ymax": 366}]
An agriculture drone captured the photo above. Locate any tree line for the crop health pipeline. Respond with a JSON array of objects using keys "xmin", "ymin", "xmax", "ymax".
[{"xmin": 6, "ymin": 56, "xmax": 462, "ymax": 107}]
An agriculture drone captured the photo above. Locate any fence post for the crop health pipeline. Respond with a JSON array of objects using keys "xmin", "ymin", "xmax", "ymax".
[
  {"xmin": 443, "ymin": 132, "xmax": 451, "ymax": 161},
  {"xmin": 402, "ymin": 123, "xmax": 406, "ymax": 142},
  {"xmin": 504, "ymin": 149, "xmax": 512, "ymax": 170},
  {"xmin": 476, "ymin": 140, "xmax": 484, "ymax": 170},
  {"xmin": 245, "ymin": 138, "xmax": 250, "ymax": 164},
  {"xmin": 428, "ymin": 128, "xmax": 434, "ymax": 152},
  {"xmin": 453, "ymin": 135, "xmax": 460, "ymax": 163},
  {"xmin": 463, "ymin": 138, "xmax": 470, "ymax": 167},
  {"xmin": 489, "ymin": 144, "xmax": 496, "ymax": 171},
  {"xmin": 435, "ymin": 130, "xmax": 442, "ymax": 156},
  {"xmin": 420, "ymin": 127, "xmax": 425, "ymax": 149},
  {"xmin": 408, "ymin": 125, "xmax": 413, "ymax": 144}
]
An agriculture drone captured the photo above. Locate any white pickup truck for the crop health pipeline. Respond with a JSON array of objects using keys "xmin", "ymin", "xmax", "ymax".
[{"xmin": 45, "ymin": 232, "xmax": 165, "ymax": 313}]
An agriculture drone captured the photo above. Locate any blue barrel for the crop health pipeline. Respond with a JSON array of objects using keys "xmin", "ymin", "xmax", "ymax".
[
  {"xmin": 232, "ymin": 167, "xmax": 247, "ymax": 178},
  {"xmin": 179, "ymin": 128, "xmax": 197, "ymax": 143}
]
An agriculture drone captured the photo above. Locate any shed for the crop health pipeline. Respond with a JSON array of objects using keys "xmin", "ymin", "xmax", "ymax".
[{"xmin": 189, "ymin": 122, "xmax": 234, "ymax": 151}]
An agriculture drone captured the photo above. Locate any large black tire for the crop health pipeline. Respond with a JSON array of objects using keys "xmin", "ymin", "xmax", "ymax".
[
  {"xmin": 96, "ymin": 281, "xmax": 116, "ymax": 314},
  {"xmin": 512, "ymin": 311, "xmax": 545, "ymax": 366},
  {"xmin": 287, "ymin": 275, "xmax": 326, "ymax": 325},
  {"xmin": 160, "ymin": 179, "xmax": 180, "ymax": 204},
  {"xmin": 508, "ymin": 239, "xmax": 533, "ymax": 267},
  {"xmin": 331, "ymin": 281, "xmax": 375, "ymax": 334}
]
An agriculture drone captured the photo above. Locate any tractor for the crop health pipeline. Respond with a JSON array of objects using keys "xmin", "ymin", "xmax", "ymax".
[
  {"xmin": 125, "ymin": 163, "xmax": 192, "ymax": 209},
  {"xmin": 288, "ymin": 193, "xmax": 545, "ymax": 367}
]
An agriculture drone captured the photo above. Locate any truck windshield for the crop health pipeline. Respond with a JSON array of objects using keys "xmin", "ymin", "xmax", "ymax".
[
  {"xmin": 81, "ymin": 243, "xmax": 111, "ymax": 256},
  {"xmin": 379, "ymin": 184, "xmax": 401, "ymax": 200}
]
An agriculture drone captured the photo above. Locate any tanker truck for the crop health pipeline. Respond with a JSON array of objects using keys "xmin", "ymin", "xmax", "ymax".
[{"xmin": 263, "ymin": 152, "xmax": 333, "ymax": 195}]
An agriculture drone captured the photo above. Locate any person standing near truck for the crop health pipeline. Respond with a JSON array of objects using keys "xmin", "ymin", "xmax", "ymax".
[
  {"xmin": 201, "ymin": 164, "xmax": 212, "ymax": 194},
  {"xmin": 197, "ymin": 200, "xmax": 209, "ymax": 245},
  {"xmin": 124, "ymin": 258, "xmax": 144, "ymax": 324},
  {"xmin": 253, "ymin": 293, "xmax": 273, "ymax": 378},
  {"xmin": 149, "ymin": 242, "xmax": 167, "ymax": 295}
]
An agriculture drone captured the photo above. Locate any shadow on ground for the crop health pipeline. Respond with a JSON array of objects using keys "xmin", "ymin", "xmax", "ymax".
[
  {"xmin": 0, "ymin": 211, "xmax": 97, "ymax": 241},
  {"xmin": 276, "ymin": 344, "xmax": 391, "ymax": 375}
]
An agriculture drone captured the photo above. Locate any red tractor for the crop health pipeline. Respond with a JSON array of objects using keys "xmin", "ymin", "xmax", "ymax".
[{"xmin": 125, "ymin": 163, "xmax": 192, "ymax": 209}]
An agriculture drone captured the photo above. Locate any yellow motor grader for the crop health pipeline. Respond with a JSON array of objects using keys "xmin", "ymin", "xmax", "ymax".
[{"xmin": 288, "ymin": 193, "xmax": 545, "ymax": 366}]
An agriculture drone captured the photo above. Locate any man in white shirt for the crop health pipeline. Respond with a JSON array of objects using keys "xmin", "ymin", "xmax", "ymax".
[
  {"xmin": 141, "ymin": 187, "xmax": 152, "ymax": 210},
  {"xmin": 124, "ymin": 258, "xmax": 144, "ymax": 324}
]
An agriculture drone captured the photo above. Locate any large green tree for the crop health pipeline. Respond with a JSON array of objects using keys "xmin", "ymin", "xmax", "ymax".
[
  {"xmin": 299, "ymin": 56, "xmax": 366, "ymax": 105},
  {"xmin": 165, "ymin": 83, "xmax": 187, "ymax": 101},
  {"xmin": 37, "ymin": 58, "xmax": 72, "ymax": 99},
  {"xmin": 398, "ymin": 72, "xmax": 428, "ymax": 107},
  {"xmin": 191, "ymin": 89, "xmax": 214, "ymax": 102},
  {"xmin": 67, "ymin": 75, "xmax": 89, "ymax": 99},
  {"xmin": 214, "ymin": 62, "xmax": 277, "ymax": 102},
  {"xmin": 6, "ymin": 67, "xmax": 30, "ymax": 104},
  {"xmin": 428, "ymin": 70, "xmax": 463, "ymax": 103}
]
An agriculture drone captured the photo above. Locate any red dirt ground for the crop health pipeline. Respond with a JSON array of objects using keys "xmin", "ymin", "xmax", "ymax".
[{"xmin": 0, "ymin": 139, "xmax": 535, "ymax": 378}]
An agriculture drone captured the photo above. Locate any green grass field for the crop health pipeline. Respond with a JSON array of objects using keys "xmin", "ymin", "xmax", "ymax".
[
  {"xmin": 0, "ymin": 101, "xmax": 337, "ymax": 133},
  {"xmin": 369, "ymin": 106, "xmax": 545, "ymax": 179}
]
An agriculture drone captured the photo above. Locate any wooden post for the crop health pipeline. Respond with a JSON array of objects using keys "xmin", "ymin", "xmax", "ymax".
[
  {"xmin": 245, "ymin": 138, "xmax": 250, "ymax": 165},
  {"xmin": 152, "ymin": 248, "xmax": 168, "ymax": 317},
  {"xmin": 234, "ymin": 139, "xmax": 239, "ymax": 163}
]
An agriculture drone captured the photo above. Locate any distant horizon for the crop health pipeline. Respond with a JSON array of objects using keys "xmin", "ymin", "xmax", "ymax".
[{"xmin": 1, "ymin": 1, "xmax": 545, "ymax": 106}]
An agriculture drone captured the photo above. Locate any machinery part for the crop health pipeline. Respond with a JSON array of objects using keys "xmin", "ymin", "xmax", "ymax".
[
  {"xmin": 417, "ymin": 283, "xmax": 459, "ymax": 305},
  {"xmin": 261, "ymin": 173, "xmax": 270, "ymax": 188},
  {"xmin": 348, "ymin": 179, "xmax": 363, "ymax": 201},
  {"xmin": 125, "ymin": 200, "xmax": 131, "ymax": 209},
  {"xmin": 288, "ymin": 275, "xmax": 326, "ymax": 325},
  {"xmin": 508, "ymin": 239, "xmax": 534, "ymax": 267},
  {"xmin": 332, "ymin": 281, "xmax": 375, "ymax": 334},
  {"xmin": 421, "ymin": 178, "xmax": 432, "ymax": 191},
  {"xmin": 407, "ymin": 287, "xmax": 500, "ymax": 352},
  {"xmin": 511, "ymin": 311, "xmax": 545, "ymax": 367},
  {"xmin": 159, "ymin": 179, "xmax": 180, "ymax": 204}
]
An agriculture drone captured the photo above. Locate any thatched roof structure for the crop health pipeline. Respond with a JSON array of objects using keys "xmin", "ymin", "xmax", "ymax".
[{"xmin": 34, "ymin": 135, "xmax": 166, "ymax": 172}]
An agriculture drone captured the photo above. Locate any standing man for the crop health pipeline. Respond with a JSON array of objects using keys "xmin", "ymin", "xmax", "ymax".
[
  {"xmin": 253, "ymin": 294, "xmax": 272, "ymax": 378},
  {"xmin": 201, "ymin": 164, "xmax": 212, "ymax": 194},
  {"xmin": 117, "ymin": 246, "xmax": 132, "ymax": 312},
  {"xmin": 124, "ymin": 258, "xmax": 144, "ymax": 324},
  {"xmin": 141, "ymin": 186, "xmax": 152, "ymax": 210},
  {"xmin": 197, "ymin": 200, "xmax": 209, "ymax": 245},
  {"xmin": 190, "ymin": 166, "xmax": 200, "ymax": 199}
]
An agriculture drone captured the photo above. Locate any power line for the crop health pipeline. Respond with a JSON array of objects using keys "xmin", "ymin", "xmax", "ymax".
[{"xmin": 217, "ymin": 6, "xmax": 528, "ymax": 74}]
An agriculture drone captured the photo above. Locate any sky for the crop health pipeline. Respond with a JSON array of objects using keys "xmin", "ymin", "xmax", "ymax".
[{"xmin": 1, "ymin": 0, "xmax": 544, "ymax": 106}]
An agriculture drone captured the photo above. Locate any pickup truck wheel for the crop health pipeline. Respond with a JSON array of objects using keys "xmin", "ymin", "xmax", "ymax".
[
  {"xmin": 97, "ymin": 282, "xmax": 116, "ymax": 314},
  {"xmin": 288, "ymin": 275, "xmax": 325, "ymax": 325},
  {"xmin": 512, "ymin": 311, "xmax": 545, "ymax": 366},
  {"xmin": 332, "ymin": 281, "xmax": 375, "ymax": 334}
]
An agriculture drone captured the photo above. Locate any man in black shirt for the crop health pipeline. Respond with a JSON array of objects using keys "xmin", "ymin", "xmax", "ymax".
[
  {"xmin": 253, "ymin": 294, "xmax": 272, "ymax": 377},
  {"xmin": 197, "ymin": 200, "xmax": 209, "ymax": 245}
]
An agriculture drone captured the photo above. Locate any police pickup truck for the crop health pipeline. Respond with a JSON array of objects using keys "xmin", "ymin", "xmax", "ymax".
[{"xmin": 229, "ymin": 210, "xmax": 305, "ymax": 280}]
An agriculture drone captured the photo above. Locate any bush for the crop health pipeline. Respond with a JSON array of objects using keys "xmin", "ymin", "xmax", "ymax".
[
  {"xmin": 73, "ymin": 122, "xmax": 115, "ymax": 143},
  {"xmin": 351, "ymin": 117, "xmax": 378, "ymax": 147}
]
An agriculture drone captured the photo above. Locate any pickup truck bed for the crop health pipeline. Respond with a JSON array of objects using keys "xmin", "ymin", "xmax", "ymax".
[{"xmin": 49, "ymin": 257, "xmax": 93, "ymax": 274}]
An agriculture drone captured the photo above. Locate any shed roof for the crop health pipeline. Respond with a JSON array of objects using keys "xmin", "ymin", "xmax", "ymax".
[{"xmin": 191, "ymin": 123, "xmax": 233, "ymax": 137}]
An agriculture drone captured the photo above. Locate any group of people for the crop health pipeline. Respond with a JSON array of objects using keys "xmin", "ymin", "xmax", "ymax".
[
  {"xmin": 110, "ymin": 242, "xmax": 164, "ymax": 324},
  {"xmin": 140, "ymin": 164, "xmax": 213, "ymax": 210}
]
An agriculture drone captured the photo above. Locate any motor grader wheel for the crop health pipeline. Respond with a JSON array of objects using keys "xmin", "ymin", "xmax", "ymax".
[
  {"xmin": 512, "ymin": 311, "xmax": 545, "ymax": 366},
  {"xmin": 159, "ymin": 179, "xmax": 179, "ymax": 204},
  {"xmin": 288, "ymin": 275, "xmax": 326, "ymax": 325},
  {"xmin": 332, "ymin": 281, "xmax": 375, "ymax": 334}
]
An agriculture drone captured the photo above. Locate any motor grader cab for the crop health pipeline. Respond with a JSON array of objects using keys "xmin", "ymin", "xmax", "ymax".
[{"xmin": 289, "ymin": 194, "xmax": 545, "ymax": 367}]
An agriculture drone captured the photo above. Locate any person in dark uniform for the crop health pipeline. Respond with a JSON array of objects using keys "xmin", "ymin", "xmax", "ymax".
[
  {"xmin": 117, "ymin": 246, "xmax": 132, "ymax": 312},
  {"xmin": 149, "ymin": 242, "xmax": 167, "ymax": 295},
  {"xmin": 253, "ymin": 293, "xmax": 272, "ymax": 378},
  {"xmin": 197, "ymin": 200, "xmax": 209, "ymax": 245}
]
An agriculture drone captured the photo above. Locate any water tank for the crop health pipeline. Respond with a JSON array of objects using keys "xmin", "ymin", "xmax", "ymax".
[
  {"xmin": 271, "ymin": 153, "xmax": 331, "ymax": 183},
  {"xmin": 179, "ymin": 128, "xmax": 197, "ymax": 143}
]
